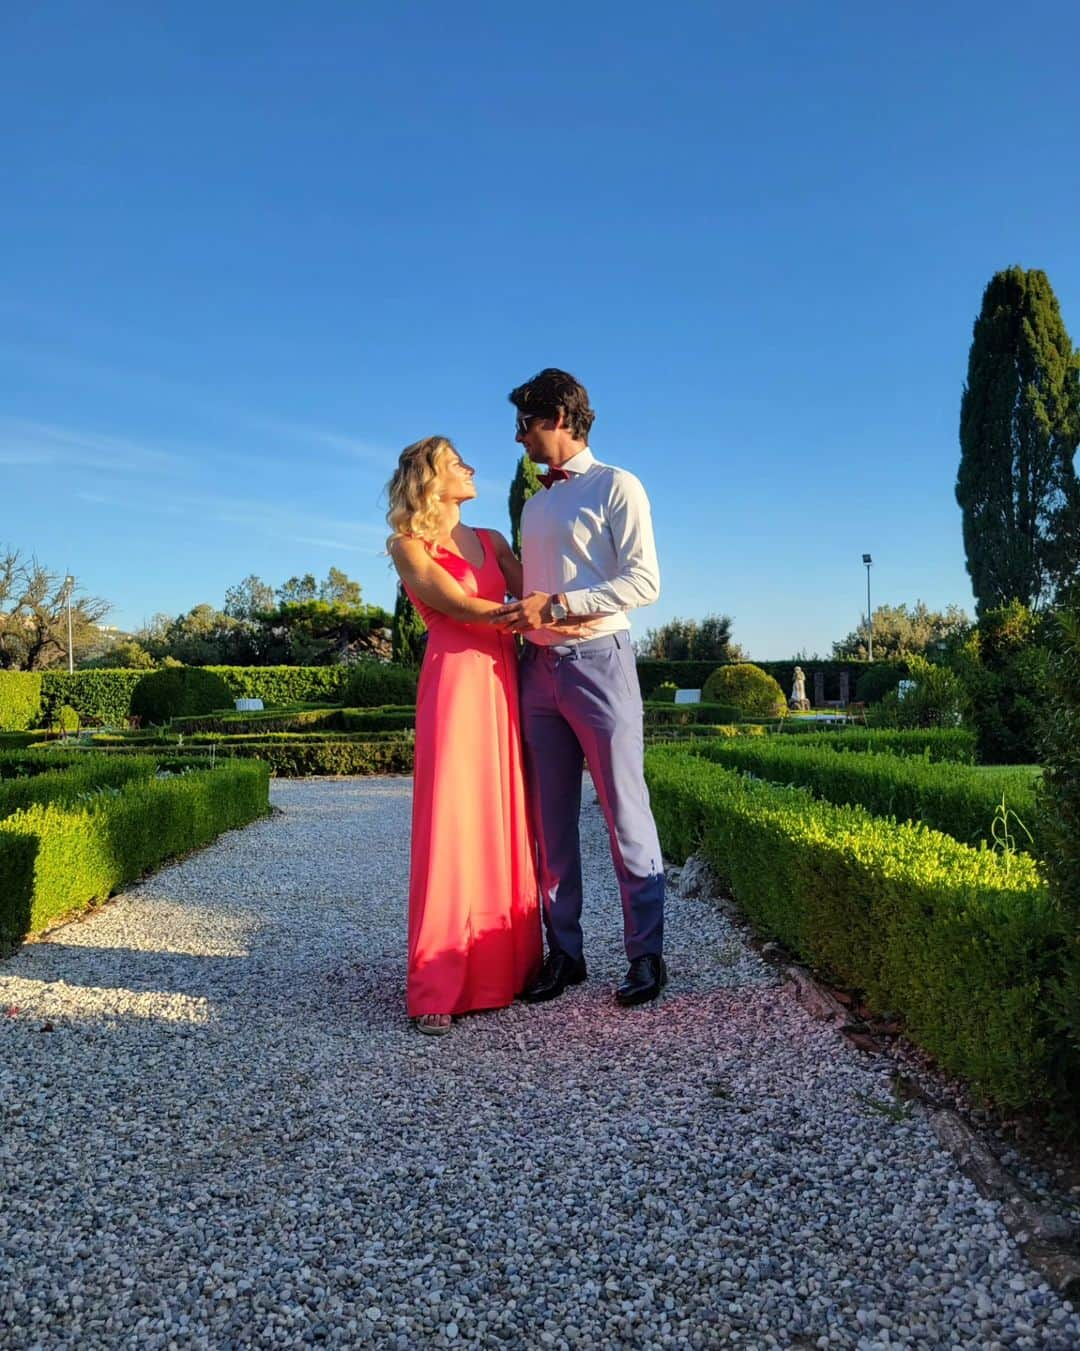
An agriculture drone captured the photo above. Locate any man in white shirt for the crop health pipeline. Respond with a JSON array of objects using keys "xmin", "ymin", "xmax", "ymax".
[{"xmin": 492, "ymin": 368, "xmax": 666, "ymax": 1007}]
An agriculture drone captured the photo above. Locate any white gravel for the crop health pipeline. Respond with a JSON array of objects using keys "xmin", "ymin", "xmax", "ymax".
[{"xmin": 0, "ymin": 776, "xmax": 1077, "ymax": 1349}]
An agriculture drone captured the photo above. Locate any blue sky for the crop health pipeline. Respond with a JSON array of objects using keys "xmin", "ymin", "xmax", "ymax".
[{"xmin": 3, "ymin": 1, "xmax": 1079, "ymax": 658}]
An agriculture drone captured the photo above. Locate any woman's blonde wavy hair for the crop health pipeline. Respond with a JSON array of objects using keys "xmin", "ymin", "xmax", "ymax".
[{"xmin": 386, "ymin": 436, "xmax": 455, "ymax": 546}]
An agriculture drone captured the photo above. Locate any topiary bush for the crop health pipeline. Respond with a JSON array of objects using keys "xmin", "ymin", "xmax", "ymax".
[
  {"xmin": 653, "ymin": 682, "xmax": 678, "ymax": 703},
  {"xmin": 343, "ymin": 662, "xmax": 418, "ymax": 708},
  {"xmin": 131, "ymin": 668, "xmax": 235, "ymax": 726},
  {"xmin": 702, "ymin": 663, "xmax": 786, "ymax": 718},
  {"xmin": 0, "ymin": 673, "xmax": 42, "ymax": 731}
]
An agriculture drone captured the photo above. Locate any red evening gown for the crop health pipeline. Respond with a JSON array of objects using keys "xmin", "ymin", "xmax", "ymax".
[{"xmin": 404, "ymin": 529, "xmax": 542, "ymax": 1017}]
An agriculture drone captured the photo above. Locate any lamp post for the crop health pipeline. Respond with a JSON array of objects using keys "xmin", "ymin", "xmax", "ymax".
[
  {"xmin": 862, "ymin": 554, "xmax": 873, "ymax": 662},
  {"xmin": 65, "ymin": 575, "xmax": 74, "ymax": 674}
]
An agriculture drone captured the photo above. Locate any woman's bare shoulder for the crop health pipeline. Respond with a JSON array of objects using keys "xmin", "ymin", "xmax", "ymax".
[{"xmin": 389, "ymin": 535, "xmax": 429, "ymax": 559}]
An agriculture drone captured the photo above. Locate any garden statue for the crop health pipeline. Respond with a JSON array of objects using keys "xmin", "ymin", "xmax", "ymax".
[{"xmin": 790, "ymin": 665, "xmax": 810, "ymax": 711}]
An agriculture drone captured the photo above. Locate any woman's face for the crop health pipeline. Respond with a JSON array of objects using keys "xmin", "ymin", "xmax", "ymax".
[{"xmin": 437, "ymin": 449, "xmax": 477, "ymax": 504}]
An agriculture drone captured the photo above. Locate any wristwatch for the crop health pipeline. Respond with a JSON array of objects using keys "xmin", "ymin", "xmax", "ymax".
[{"xmin": 549, "ymin": 595, "xmax": 568, "ymax": 622}]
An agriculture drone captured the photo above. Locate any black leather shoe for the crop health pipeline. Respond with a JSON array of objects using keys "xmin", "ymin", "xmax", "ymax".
[
  {"xmin": 520, "ymin": 952, "xmax": 587, "ymax": 1004},
  {"xmin": 616, "ymin": 954, "xmax": 668, "ymax": 1007}
]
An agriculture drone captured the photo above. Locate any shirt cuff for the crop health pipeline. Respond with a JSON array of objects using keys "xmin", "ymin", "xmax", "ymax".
[{"xmin": 562, "ymin": 587, "xmax": 599, "ymax": 615}]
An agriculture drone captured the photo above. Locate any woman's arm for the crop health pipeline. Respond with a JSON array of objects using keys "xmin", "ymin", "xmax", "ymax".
[
  {"xmin": 487, "ymin": 529, "xmax": 523, "ymax": 599},
  {"xmin": 389, "ymin": 537, "xmax": 505, "ymax": 625}
]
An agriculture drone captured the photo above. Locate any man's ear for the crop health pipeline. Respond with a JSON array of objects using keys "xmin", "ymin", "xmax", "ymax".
[{"xmin": 551, "ymin": 410, "xmax": 566, "ymax": 430}]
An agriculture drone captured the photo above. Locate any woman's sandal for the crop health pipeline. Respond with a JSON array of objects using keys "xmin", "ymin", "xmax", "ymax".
[{"xmin": 415, "ymin": 1013, "xmax": 452, "ymax": 1036}]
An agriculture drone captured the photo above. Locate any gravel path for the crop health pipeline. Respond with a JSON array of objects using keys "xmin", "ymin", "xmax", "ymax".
[{"xmin": 1, "ymin": 777, "xmax": 1077, "ymax": 1349}]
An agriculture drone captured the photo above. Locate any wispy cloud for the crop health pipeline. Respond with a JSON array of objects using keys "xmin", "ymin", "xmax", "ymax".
[
  {"xmin": 251, "ymin": 416, "xmax": 392, "ymax": 467},
  {"xmin": 0, "ymin": 336, "xmax": 395, "ymax": 471},
  {"xmin": 69, "ymin": 482, "xmax": 387, "ymax": 554},
  {"xmin": 0, "ymin": 418, "xmax": 187, "ymax": 473}
]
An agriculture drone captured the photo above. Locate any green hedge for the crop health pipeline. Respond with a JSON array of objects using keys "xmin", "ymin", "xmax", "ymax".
[
  {"xmin": 0, "ymin": 673, "xmax": 42, "ymax": 731},
  {"xmin": 645, "ymin": 725, "xmax": 770, "ymax": 745},
  {"xmin": 0, "ymin": 756, "xmax": 157, "ymax": 820},
  {"xmin": 645, "ymin": 747, "xmax": 1067, "ymax": 1111},
  {"xmin": 209, "ymin": 666, "xmax": 354, "ymax": 704},
  {"xmin": 343, "ymin": 663, "xmax": 418, "ymax": 707},
  {"xmin": 643, "ymin": 702, "xmax": 743, "ymax": 726},
  {"xmin": 0, "ymin": 758, "xmax": 270, "ymax": 947},
  {"xmin": 37, "ymin": 665, "xmax": 415, "ymax": 725},
  {"xmin": 777, "ymin": 727, "xmax": 977, "ymax": 762},
  {"xmin": 40, "ymin": 670, "xmax": 146, "ymax": 727},
  {"xmin": 170, "ymin": 705, "xmax": 416, "ymax": 735},
  {"xmin": 59, "ymin": 736, "xmax": 416, "ymax": 775},
  {"xmin": 218, "ymin": 738, "xmax": 415, "ymax": 776},
  {"xmin": 672, "ymin": 737, "xmax": 1040, "ymax": 853}
]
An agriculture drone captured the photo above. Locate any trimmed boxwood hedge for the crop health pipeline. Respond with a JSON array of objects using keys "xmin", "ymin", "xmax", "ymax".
[
  {"xmin": 672, "ymin": 737, "xmax": 1040, "ymax": 853},
  {"xmin": 0, "ymin": 758, "xmax": 270, "ymax": 947},
  {"xmin": 777, "ymin": 727, "xmax": 977, "ymax": 762},
  {"xmin": 0, "ymin": 755, "xmax": 157, "ymax": 820},
  {"xmin": 343, "ymin": 663, "xmax": 418, "ymax": 707},
  {"xmin": 170, "ymin": 705, "xmax": 417, "ymax": 735},
  {"xmin": 643, "ymin": 701, "xmax": 743, "ymax": 726},
  {"xmin": 218, "ymin": 738, "xmax": 415, "ymax": 776},
  {"xmin": 0, "ymin": 672, "xmax": 42, "ymax": 731},
  {"xmin": 40, "ymin": 670, "xmax": 145, "ymax": 727},
  {"xmin": 59, "ymin": 735, "xmax": 416, "ymax": 776},
  {"xmin": 645, "ymin": 724, "xmax": 770, "ymax": 745},
  {"xmin": 644, "ymin": 746, "xmax": 1068, "ymax": 1111}
]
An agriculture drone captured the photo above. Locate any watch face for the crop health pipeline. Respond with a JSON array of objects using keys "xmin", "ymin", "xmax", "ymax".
[{"xmin": 551, "ymin": 601, "xmax": 567, "ymax": 621}]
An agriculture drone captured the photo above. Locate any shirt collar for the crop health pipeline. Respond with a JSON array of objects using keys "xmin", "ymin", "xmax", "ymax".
[{"xmin": 559, "ymin": 447, "xmax": 594, "ymax": 475}]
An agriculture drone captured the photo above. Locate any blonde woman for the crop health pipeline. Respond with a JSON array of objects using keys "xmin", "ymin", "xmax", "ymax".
[{"xmin": 387, "ymin": 437, "xmax": 542, "ymax": 1034}]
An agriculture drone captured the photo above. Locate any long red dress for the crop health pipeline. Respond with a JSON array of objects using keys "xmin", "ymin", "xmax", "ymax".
[{"xmin": 404, "ymin": 529, "xmax": 542, "ymax": 1017}]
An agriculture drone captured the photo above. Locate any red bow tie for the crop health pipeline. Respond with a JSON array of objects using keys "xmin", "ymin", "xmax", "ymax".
[{"xmin": 540, "ymin": 467, "xmax": 570, "ymax": 488}]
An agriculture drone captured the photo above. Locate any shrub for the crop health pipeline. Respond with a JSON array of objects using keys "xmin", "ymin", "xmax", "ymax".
[
  {"xmin": 171, "ymin": 707, "xmax": 348, "ymax": 735},
  {"xmin": 854, "ymin": 661, "xmax": 906, "ymax": 705},
  {"xmin": 676, "ymin": 737, "xmax": 1040, "ymax": 852},
  {"xmin": 702, "ymin": 663, "xmax": 786, "ymax": 718},
  {"xmin": 207, "ymin": 666, "xmax": 353, "ymax": 705},
  {"xmin": 54, "ymin": 704, "xmax": 80, "ymax": 734},
  {"xmin": 131, "ymin": 668, "xmax": 235, "ymax": 725},
  {"xmin": 219, "ymin": 738, "xmax": 415, "ymax": 776},
  {"xmin": 951, "ymin": 602, "xmax": 1050, "ymax": 763},
  {"xmin": 645, "ymin": 746, "xmax": 1063, "ymax": 1111},
  {"xmin": 0, "ymin": 673, "xmax": 42, "ymax": 731},
  {"xmin": 0, "ymin": 758, "xmax": 270, "ymax": 946},
  {"xmin": 867, "ymin": 655, "xmax": 970, "ymax": 731},
  {"xmin": 644, "ymin": 701, "xmax": 743, "ymax": 726},
  {"xmin": 1037, "ymin": 589, "xmax": 1080, "ymax": 1120},
  {"xmin": 778, "ymin": 727, "xmax": 977, "ymax": 763},
  {"xmin": 343, "ymin": 662, "xmax": 418, "ymax": 707},
  {"xmin": 40, "ymin": 670, "xmax": 146, "ymax": 728},
  {"xmin": 653, "ymin": 682, "xmax": 678, "ymax": 703},
  {"xmin": 645, "ymin": 724, "xmax": 768, "ymax": 745},
  {"xmin": 0, "ymin": 756, "xmax": 156, "ymax": 821}
]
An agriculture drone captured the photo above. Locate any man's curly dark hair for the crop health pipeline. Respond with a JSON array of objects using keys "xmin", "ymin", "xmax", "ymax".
[{"xmin": 508, "ymin": 368, "xmax": 596, "ymax": 443}]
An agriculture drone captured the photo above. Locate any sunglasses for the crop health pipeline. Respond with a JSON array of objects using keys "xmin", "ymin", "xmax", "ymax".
[{"xmin": 515, "ymin": 412, "xmax": 543, "ymax": 436}]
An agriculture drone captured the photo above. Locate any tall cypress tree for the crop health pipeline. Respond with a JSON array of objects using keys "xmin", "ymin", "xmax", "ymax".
[
  {"xmin": 957, "ymin": 266, "xmax": 1080, "ymax": 615},
  {"xmin": 391, "ymin": 582, "xmax": 426, "ymax": 665},
  {"xmin": 508, "ymin": 455, "xmax": 542, "ymax": 555}
]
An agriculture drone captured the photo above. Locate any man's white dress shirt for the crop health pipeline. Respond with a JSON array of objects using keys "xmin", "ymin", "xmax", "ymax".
[{"xmin": 520, "ymin": 447, "xmax": 660, "ymax": 648}]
